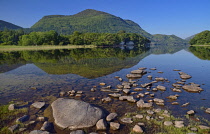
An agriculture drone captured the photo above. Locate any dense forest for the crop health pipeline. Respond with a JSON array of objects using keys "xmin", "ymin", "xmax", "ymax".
[
  {"xmin": 0, "ymin": 9, "xmax": 189, "ymax": 46},
  {"xmin": 189, "ymin": 30, "xmax": 210, "ymax": 45},
  {"xmin": 0, "ymin": 29, "xmax": 150, "ymax": 46}
]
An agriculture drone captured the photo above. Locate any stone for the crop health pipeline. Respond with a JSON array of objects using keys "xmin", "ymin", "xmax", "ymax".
[
  {"xmin": 116, "ymin": 84, "xmax": 123, "ymax": 89},
  {"xmin": 29, "ymin": 130, "xmax": 50, "ymax": 134},
  {"xmin": 137, "ymin": 99, "xmax": 153, "ymax": 108},
  {"xmin": 174, "ymin": 121, "xmax": 184, "ymax": 128},
  {"xmin": 167, "ymin": 95, "xmax": 178, "ymax": 100},
  {"xmin": 131, "ymin": 70, "xmax": 143, "ymax": 74},
  {"xmin": 8, "ymin": 104, "xmax": 16, "ymax": 111},
  {"xmin": 106, "ymin": 113, "xmax": 118, "ymax": 121},
  {"xmin": 75, "ymin": 94, "xmax": 82, "ymax": 97},
  {"xmin": 70, "ymin": 130, "xmax": 85, "ymax": 134},
  {"xmin": 173, "ymin": 69, "xmax": 181, "ymax": 71},
  {"xmin": 172, "ymin": 88, "xmax": 182, "ymax": 92},
  {"xmin": 146, "ymin": 116, "xmax": 150, "ymax": 120},
  {"xmin": 90, "ymin": 88, "xmax": 96, "ymax": 92},
  {"xmin": 154, "ymin": 108, "xmax": 162, "ymax": 113},
  {"xmin": 32, "ymin": 102, "xmax": 45, "ymax": 109},
  {"xmin": 77, "ymin": 91, "xmax": 83, "ymax": 94},
  {"xmin": 205, "ymin": 108, "xmax": 210, "ymax": 114},
  {"xmin": 150, "ymin": 68, "xmax": 156, "ymax": 70},
  {"xmin": 132, "ymin": 125, "xmax": 143, "ymax": 133},
  {"xmin": 51, "ymin": 98, "xmax": 103, "ymax": 130},
  {"xmin": 96, "ymin": 119, "xmax": 107, "ymax": 130},
  {"xmin": 59, "ymin": 91, "xmax": 66, "ymax": 96},
  {"xmin": 187, "ymin": 110, "xmax": 195, "ymax": 115},
  {"xmin": 89, "ymin": 132, "xmax": 98, "ymax": 134},
  {"xmin": 134, "ymin": 114, "xmax": 143, "ymax": 119},
  {"xmin": 99, "ymin": 83, "xmax": 106, "ymax": 86},
  {"xmin": 171, "ymin": 102, "xmax": 179, "ymax": 105},
  {"xmin": 137, "ymin": 93, "xmax": 145, "ymax": 98},
  {"xmin": 181, "ymin": 102, "xmax": 190, "ymax": 107},
  {"xmin": 126, "ymin": 74, "xmax": 142, "ymax": 78},
  {"xmin": 157, "ymin": 85, "xmax": 166, "ymax": 91},
  {"xmin": 198, "ymin": 125, "xmax": 210, "ymax": 129},
  {"xmin": 164, "ymin": 121, "xmax": 173, "ymax": 126},
  {"xmin": 141, "ymin": 83, "xmax": 152, "ymax": 88},
  {"xmin": 139, "ymin": 67, "xmax": 147, "ymax": 70},
  {"xmin": 147, "ymin": 110, "xmax": 154, "ymax": 115},
  {"xmin": 180, "ymin": 74, "xmax": 192, "ymax": 79},
  {"xmin": 110, "ymin": 122, "xmax": 120, "ymax": 130},
  {"xmin": 137, "ymin": 122, "xmax": 145, "ymax": 126},
  {"xmin": 16, "ymin": 115, "xmax": 29, "ymax": 123},
  {"xmin": 121, "ymin": 118, "xmax": 133, "ymax": 124},
  {"xmin": 182, "ymin": 84, "xmax": 203, "ymax": 92},
  {"xmin": 118, "ymin": 78, "xmax": 123, "ymax": 81},
  {"xmin": 153, "ymin": 98, "xmax": 164, "ymax": 103},
  {"xmin": 119, "ymin": 96, "xmax": 136, "ymax": 102},
  {"xmin": 108, "ymin": 93, "xmax": 121, "ymax": 98},
  {"xmin": 172, "ymin": 83, "xmax": 182, "ymax": 88},
  {"xmin": 134, "ymin": 88, "xmax": 144, "ymax": 91},
  {"xmin": 144, "ymin": 92, "xmax": 150, "ymax": 95},
  {"xmin": 152, "ymin": 88, "xmax": 158, "ymax": 91},
  {"xmin": 8, "ymin": 124, "xmax": 19, "ymax": 133},
  {"xmin": 155, "ymin": 77, "xmax": 165, "ymax": 81},
  {"xmin": 102, "ymin": 97, "xmax": 112, "ymax": 103},
  {"xmin": 19, "ymin": 128, "xmax": 27, "ymax": 132},
  {"xmin": 40, "ymin": 121, "xmax": 53, "ymax": 131},
  {"xmin": 190, "ymin": 127, "xmax": 198, "ymax": 131},
  {"xmin": 123, "ymin": 89, "xmax": 130, "ymax": 94},
  {"xmin": 147, "ymin": 75, "xmax": 152, "ymax": 79},
  {"xmin": 37, "ymin": 116, "xmax": 47, "ymax": 121}
]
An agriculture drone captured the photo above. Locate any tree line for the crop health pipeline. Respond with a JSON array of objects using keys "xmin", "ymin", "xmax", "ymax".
[{"xmin": 0, "ymin": 29, "xmax": 150, "ymax": 46}]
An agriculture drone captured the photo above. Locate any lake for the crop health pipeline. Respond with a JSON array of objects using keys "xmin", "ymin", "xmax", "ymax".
[{"xmin": 0, "ymin": 45, "xmax": 210, "ymax": 133}]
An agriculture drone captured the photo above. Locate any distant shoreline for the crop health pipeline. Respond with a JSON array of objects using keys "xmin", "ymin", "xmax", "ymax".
[
  {"xmin": 190, "ymin": 45, "xmax": 210, "ymax": 46},
  {"xmin": 0, "ymin": 45, "xmax": 97, "ymax": 52}
]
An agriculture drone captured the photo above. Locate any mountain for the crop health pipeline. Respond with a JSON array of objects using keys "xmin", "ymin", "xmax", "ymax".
[
  {"xmin": 31, "ymin": 9, "xmax": 152, "ymax": 39},
  {"xmin": 152, "ymin": 34, "xmax": 188, "ymax": 46},
  {"xmin": 189, "ymin": 30, "xmax": 210, "ymax": 45},
  {"xmin": 185, "ymin": 34, "xmax": 196, "ymax": 41},
  {"xmin": 0, "ymin": 20, "xmax": 22, "ymax": 30},
  {"xmin": 31, "ymin": 9, "xmax": 187, "ymax": 45}
]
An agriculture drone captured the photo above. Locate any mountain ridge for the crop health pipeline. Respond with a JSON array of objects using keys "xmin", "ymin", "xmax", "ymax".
[{"xmin": 0, "ymin": 20, "xmax": 22, "ymax": 30}]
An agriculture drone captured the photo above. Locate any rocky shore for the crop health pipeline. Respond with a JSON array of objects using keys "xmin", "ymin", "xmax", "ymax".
[{"xmin": 3, "ymin": 67, "xmax": 210, "ymax": 134}]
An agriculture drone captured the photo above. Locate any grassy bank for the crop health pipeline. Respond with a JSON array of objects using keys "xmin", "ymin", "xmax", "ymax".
[{"xmin": 0, "ymin": 45, "xmax": 96, "ymax": 52}]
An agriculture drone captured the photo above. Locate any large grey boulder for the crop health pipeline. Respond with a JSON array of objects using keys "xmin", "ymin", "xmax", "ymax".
[{"xmin": 51, "ymin": 98, "xmax": 104, "ymax": 130}]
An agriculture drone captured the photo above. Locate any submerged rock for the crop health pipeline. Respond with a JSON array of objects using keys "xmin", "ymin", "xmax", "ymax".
[
  {"xmin": 182, "ymin": 84, "xmax": 203, "ymax": 93},
  {"xmin": 157, "ymin": 85, "xmax": 166, "ymax": 91},
  {"xmin": 126, "ymin": 74, "xmax": 142, "ymax": 78},
  {"xmin": 51, "ymin": 98, "xmax": 104, "ymax": 130}
]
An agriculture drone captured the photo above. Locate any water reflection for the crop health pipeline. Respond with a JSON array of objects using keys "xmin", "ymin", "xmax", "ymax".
[
  {"xmin": 0, "ymin": 47, "xmax": 150, "ymax": 78},
  {"xmin": 189, "ymin": 46, "xmax": 210, "ymax": 60}
]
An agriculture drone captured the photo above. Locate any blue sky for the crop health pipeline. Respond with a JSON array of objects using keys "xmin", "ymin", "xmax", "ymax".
[{"xmin": 0, "ymin": 0, "xmax": 209, "ymax": 38}]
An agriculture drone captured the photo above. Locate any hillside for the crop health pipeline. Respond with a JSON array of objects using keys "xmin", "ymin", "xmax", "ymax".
[
  {"xmin": 0, "ymin": 20, "xmax": 22, "ymax": 30},
  {"xmin": 152, "ymin": 34, "xmax": 188, "ymax": 46},
  {"xmin": 31, "ymin": 9, "xmax": 152, "ymax": 39},
  {"xmin": 189, "ymin": 30, "xmax": 210, "ymax": 45}
]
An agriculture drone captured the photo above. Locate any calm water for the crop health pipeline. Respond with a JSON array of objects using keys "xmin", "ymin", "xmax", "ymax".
[{"xmin": 0, "ymin": 45, "xmax": 210, "ymax": 122}]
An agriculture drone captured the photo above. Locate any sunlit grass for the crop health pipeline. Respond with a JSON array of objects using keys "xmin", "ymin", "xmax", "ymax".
[{"xmin": 0, "ymin": 45, "xmax": 96, "ymax": 52}]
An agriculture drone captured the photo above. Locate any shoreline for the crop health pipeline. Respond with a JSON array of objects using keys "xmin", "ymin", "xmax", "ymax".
[{"xmin": 0, "ymin": 45, "xmax": 97, "ymax": 52}]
